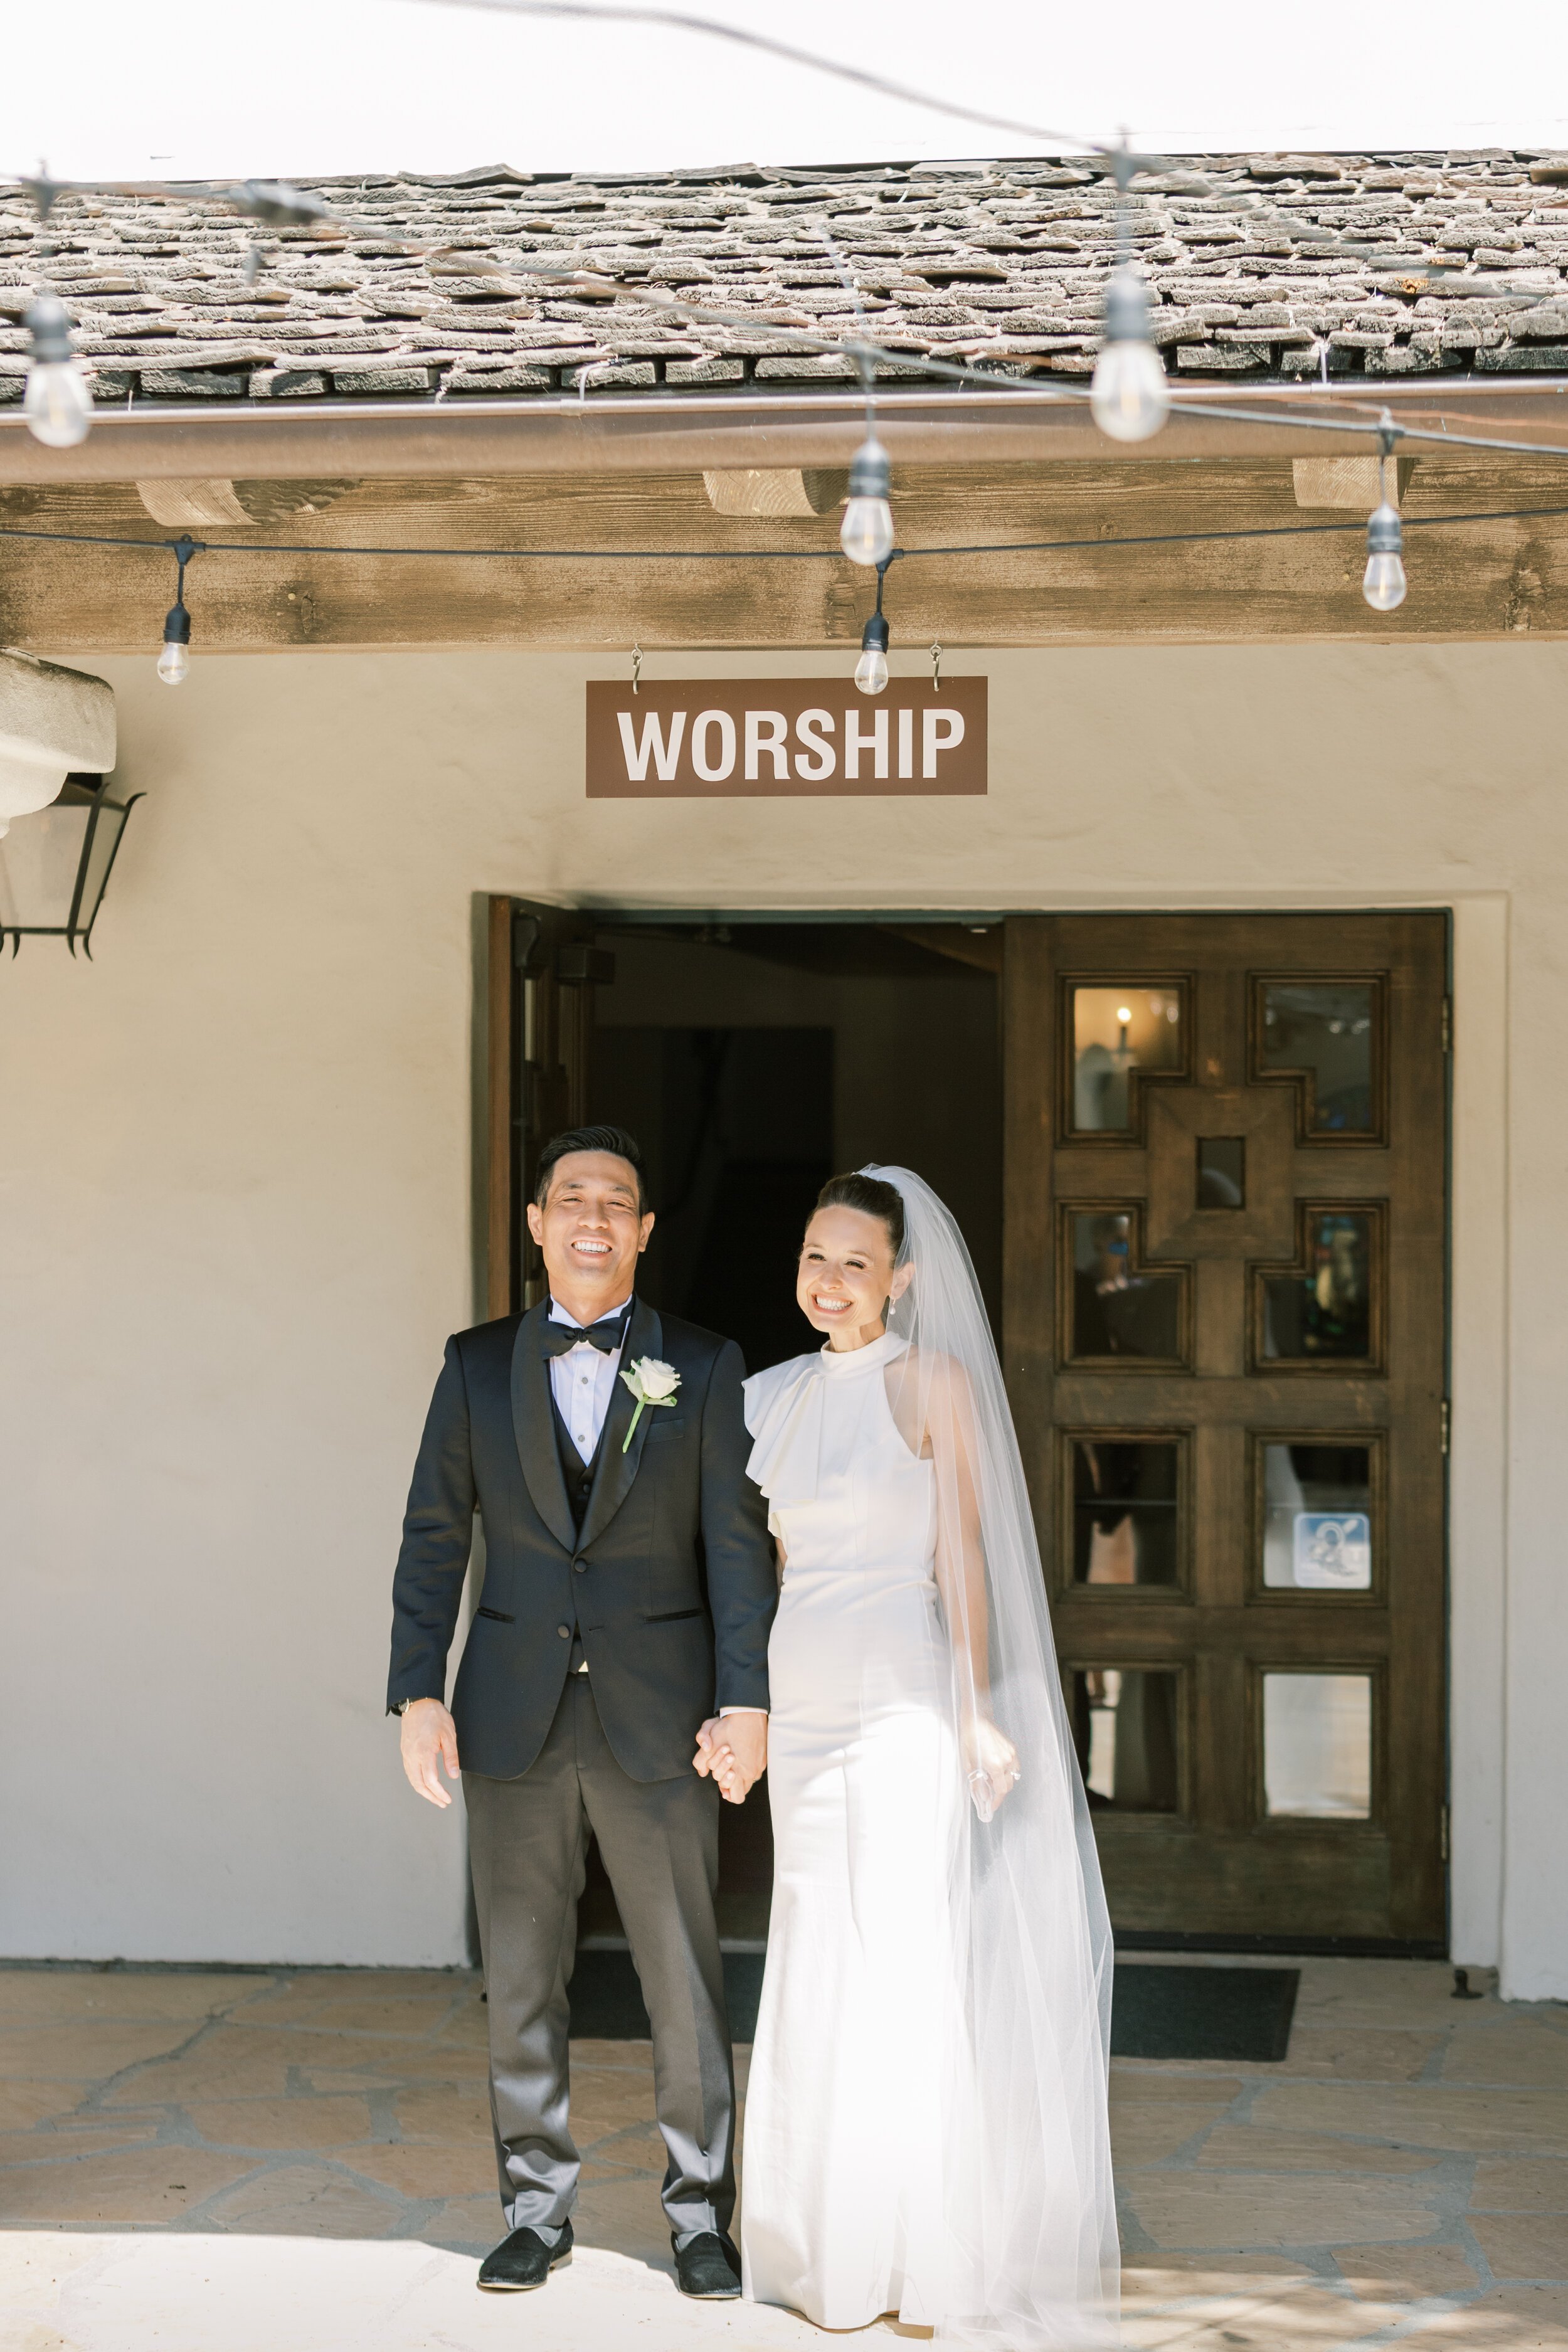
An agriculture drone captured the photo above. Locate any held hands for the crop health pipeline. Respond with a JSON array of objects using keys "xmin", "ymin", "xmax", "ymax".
[
  {"xmin": 964, "ymin": 1716, "xmax": 1021, "ymax": 1822},
  {"xmin": 400, "ymin": 1698, "xmax": 460, "ymax": 1807},
  {"xmin": 694, "ymin": 1713, "xmax": 768, "ymax": 1804}
]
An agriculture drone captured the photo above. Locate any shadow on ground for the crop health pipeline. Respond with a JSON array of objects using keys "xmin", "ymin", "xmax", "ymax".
[{"xmin": 1, "ymin": 1959, "xmax": 1566, "ymax": 2349}]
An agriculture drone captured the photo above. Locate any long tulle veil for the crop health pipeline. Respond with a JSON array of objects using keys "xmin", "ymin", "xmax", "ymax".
[{"xmin": 864, "ymin": 1164, "xmax": 1120, "ymax": 2349}]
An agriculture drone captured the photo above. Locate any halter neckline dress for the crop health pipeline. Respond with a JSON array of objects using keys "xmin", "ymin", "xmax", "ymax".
[{"xmin": 739, "ymin": 1330, "xmax": 963, "ymax": 2331}]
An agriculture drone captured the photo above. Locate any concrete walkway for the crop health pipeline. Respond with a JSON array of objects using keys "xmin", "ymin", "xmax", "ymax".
[{"xmin": 1, "ymin": 1957, "xmax": 1564, "ymax": 2350}]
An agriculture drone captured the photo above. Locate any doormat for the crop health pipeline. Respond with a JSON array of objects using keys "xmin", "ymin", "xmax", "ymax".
[
  {"xmin": 566, "ymin": 1952, "xmax": 1295, "ymax": 2060},
  {"xmin": 1111, "ymin": 1963, "xmax": 1299, "ymax": 2062},
  {"xmin": 569, "ymin": 1949, "xmax": 765, "ymax": 2041}
]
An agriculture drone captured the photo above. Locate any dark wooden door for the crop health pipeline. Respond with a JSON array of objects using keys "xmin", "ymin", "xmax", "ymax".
[
  {"xmin": 485, "ymin": 896, "xmax": 613, "ymax": 1316},
  {"xmin": 1004, "ymin": 914, "xmax": 1448, "ymax": 1945}
]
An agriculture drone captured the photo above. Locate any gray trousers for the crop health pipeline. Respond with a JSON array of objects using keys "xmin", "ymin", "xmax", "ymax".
[{"xmin": 464, "ymin": 1675, "xmax": 736, "ymax": 2240}]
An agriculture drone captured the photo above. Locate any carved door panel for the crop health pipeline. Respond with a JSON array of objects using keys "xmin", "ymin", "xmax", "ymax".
[{"xmin": 1004, "ymin": 913, "xmax": 1448, "ymax": 1944}]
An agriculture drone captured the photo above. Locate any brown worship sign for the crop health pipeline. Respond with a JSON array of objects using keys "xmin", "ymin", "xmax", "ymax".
[{"xmin": 585, "ymin": 678, "xmax": 987, "ymax": 798}]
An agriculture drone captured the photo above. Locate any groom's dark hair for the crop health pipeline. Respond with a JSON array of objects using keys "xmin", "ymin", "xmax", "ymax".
[{"xmin": 536, "ymin": 1124, "xmax": 649, "ymax": 1214}]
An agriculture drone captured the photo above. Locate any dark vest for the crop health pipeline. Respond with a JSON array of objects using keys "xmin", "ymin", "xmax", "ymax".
[
  {"xmin": 551, "ymin": 1389, "xmax": 605, "ymax": 1534},
  {"xmin": 551, "ymin": 1390, "xmax": 609, "ymax": 1663},
  {"xmin": 545, "ymin": 1295, "xmax": 630, "ymax": 1539}
]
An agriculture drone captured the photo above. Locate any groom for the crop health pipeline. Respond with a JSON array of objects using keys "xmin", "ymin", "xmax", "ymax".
[{"xmin": 387, "ymin": 1125, "xmax": 775, "ymax": 2298}]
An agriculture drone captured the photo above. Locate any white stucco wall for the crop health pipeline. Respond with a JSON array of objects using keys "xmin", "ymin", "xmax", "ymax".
[{"xmin": 1, "ymin": 640, "xmax": 1559, "ymax": 1993}]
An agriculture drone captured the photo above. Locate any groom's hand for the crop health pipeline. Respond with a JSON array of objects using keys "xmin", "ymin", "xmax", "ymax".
[
  {"xmin": 400, "ymin": 1698, "xmax": 460, "ymax": 1807},
  {"xmin": 694, "ymin": 1712, "xmax": 767, "ymax": 1803}
]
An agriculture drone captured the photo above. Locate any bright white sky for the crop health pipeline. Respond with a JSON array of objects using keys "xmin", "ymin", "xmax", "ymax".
[{"xmin": 2, "ymin": 0, "xmax": 1565, "ymax": 184}]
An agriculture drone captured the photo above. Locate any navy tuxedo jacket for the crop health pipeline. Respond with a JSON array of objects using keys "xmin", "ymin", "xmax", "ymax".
[{"xmin": 386, "ymin": 1296, "xmax": 776, "ymax": 1781}]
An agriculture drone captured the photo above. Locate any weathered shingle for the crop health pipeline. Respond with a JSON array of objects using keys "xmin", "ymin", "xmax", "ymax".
[{"xmin": 2, "ymin": 152, "xmax": 1567, "ymax": 404}]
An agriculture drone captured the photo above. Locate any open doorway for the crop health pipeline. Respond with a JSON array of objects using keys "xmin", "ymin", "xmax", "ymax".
[
  {"xmin": 488, "ymin": 901, "xmax": 1449, "ymax": 1950},
  {"xmin": 579, "ymin": 917, "xmax": 1004, "ymax": 1941}
]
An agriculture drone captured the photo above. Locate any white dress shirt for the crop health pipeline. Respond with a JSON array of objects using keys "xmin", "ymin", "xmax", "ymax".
[
  {"xmin": 546, "ymin": 1293, "xmax": 764, "ymax": 1721},
  {"xmin": 547, "ymin": 1295, "xmax": 630, "ymax": 1463}
]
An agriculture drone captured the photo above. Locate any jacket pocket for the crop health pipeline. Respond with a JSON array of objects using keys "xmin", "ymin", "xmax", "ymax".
[
  {"xmin": 475, "ymin": 1605, "xmax": 515, "ymax": 1624},
  {"xmin": 644, "ymin": 1606, "xmax": 704, "ymax": 1624}
]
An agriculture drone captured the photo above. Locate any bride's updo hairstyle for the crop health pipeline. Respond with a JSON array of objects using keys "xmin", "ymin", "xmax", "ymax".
[{"xmin": 812, "ymin": 1170, "xmax": 906, "ymax": 1258}]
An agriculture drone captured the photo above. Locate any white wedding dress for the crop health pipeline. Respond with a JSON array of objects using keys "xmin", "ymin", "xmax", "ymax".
[
  {"xmin": 739, "ymin": 1329, "xmax": 963, "ymax": 2330},
  {"xmin": 735, "ymin": 1168, "xmax": 1120, "ymax": 2352}
]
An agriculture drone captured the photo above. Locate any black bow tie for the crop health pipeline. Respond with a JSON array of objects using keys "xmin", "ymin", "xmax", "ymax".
[{"xmin": 541, "ymin": 1308, "xmax": 630, "ymax": 1359}]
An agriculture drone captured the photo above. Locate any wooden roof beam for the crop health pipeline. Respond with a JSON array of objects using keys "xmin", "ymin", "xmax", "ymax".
[{"xmin": 4, "ymin": 381, "xmax": 1568, "ymax": 485}]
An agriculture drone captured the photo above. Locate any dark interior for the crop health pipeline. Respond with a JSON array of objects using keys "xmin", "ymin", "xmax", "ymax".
[{"xmin": 577, "ymin": 917, "xmax": 1002, "ymax": 1942}]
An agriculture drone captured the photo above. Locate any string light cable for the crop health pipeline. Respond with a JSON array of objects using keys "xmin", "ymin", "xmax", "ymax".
[
  {"xmin": 3, "ymin": 152, "xmax": 1513, "ymax": 322},
  {"xmin": 8, "ymin": 168, "xmax": 1568, "ymax": 473},
  {"xmin": 3, "ymin": 495, "xmax": 1566, "ymax": 565},
  {"xmin": 405, "ymin": 0, "xmax": 1568, "ymax": 282},
  {"xmin": 8, "ymin": 19, "xmax": 1568, "ymax": 675},
  {"xmin": 509, "ymin": 265, "xmax": 1568, "ymax": 464},
  {"xmin": 6, "ymin": 495, "xmax": 1568, "ymax": 685},
  {"xmin": 381, "ymin": 0, "xmax": 1124, "ymax": 161},
  {"xmin": 10, "ymin": 0, "xmax": 1564, "ymax": 455},
  {"xmin": 8, "ymin": 0, "xmax": 1565, "ymax": 486}
]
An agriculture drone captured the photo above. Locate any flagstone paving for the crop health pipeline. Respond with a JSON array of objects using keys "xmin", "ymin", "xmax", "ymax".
[{"xmin": 0, "ymin": 1957, "xmax": 1564, "ymax": 2351}]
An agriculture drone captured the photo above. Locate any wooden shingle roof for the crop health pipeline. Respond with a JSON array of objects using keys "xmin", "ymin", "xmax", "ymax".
[{"xmin": 4, "ymin": 151, "xmax": 1568, "ymax": 408}]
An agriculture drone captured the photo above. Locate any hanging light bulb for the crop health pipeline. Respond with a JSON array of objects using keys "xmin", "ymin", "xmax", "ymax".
[
  {"xmin": 840, "ymin": 435, "xmax": 894, "ymax": 566},
  {"xmin": 854, "ymin": 613, "xmax": 889, "ymax": 694},
  {"xmin": 1090, "ymin": 272, "xmax": 1170, "ymax": 444},
  {"xmin": 157, "ymin": 538, "xmax": 196, "ymax": 685},
  {"xmin": 157, "ymin": 607, "xmax": 190, "ymax": 686},
  {"xmin": 1362, "ymin": 415, "xmax": 1407, "ymax": 612},
  {"xmin": 854, "ymin": 558, "xmax": 892, "ymax": 694},
  {"xmin": 23, "ymin": 292, "xmax": 93, "ymax": 449},
  {"xmin": 1362, "ymin": 503, "xmax": 1406, "ymax": 612}
]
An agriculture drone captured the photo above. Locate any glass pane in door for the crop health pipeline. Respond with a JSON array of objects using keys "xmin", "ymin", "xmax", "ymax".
[
  {"xmin": 1071, "ymin": 985, "xmax": 1184, "ymax": 1131},
  {"xmin": 1262, "ymin": 1212, "xmax": 1374, "ymax": 1362},
  {"xmin": 1258, "ymin": 982, "xmax": 1376, "ymax": 1133},
  {"xmin": 1069, "ymin": 1212, "xmax": 1184, "ymax": 1360},
  {"xmin": 1072, "ymin": 1439, "xmax": 1181, "ymax": 1586},
  {"xmin": 1263, "ymin": 1443, "xmax": 1373, "ymax": 1589},
  {"xmin": 1263, "ymin": 1672, "xmax": 1372, "ymax": 1818},
  {"xmin": 1070, "ymin": 1668, "xmax": 1180, "ymax": 1811},
  {"xmin": 1196, "ymin": 1135, "xmax": 1246, "ymax": 1208}
]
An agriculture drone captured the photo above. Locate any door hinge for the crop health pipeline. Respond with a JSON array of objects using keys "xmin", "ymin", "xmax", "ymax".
[
  {"xmin": 1441, "ymin": 1804, "xmax": 1450, "ymax": 1863},
  {"xmin": 1441, "ymin": 996, "xmax": 1452, "ymax": 1053},
  {"xmin": 1440, "ymin": 1399, "xmax": 1451, "ymax": 1456}
]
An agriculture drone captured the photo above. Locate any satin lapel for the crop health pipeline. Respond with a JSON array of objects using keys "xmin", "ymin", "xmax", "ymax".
[
  {"xmin": 511, "ymin": 1303, "xmax": 578, "ymax": 1555},
  {"xmin": 577, "ymin": 1298, "xmax": 663, "ymax": 1555}
]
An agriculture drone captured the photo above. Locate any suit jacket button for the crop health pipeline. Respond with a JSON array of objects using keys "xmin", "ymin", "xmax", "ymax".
[
  {"xmin": 573, "ymin": 1560, "xmax": 587, "ymax": 1574},
  {"xmin": 556, "ymin": 1624, "xmax": 571, "ymax": 1639}
]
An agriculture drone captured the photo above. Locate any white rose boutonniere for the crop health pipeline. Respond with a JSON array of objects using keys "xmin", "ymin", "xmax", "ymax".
[{"xmin": 620, "ymin": 1356, "xmax": 681, "ymax": 1451}]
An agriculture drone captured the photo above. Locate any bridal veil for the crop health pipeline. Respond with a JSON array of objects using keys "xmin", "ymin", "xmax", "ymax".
[{"xmin": 864, "ymin": 1164, "xmax": 1119, "ymax": 2349}]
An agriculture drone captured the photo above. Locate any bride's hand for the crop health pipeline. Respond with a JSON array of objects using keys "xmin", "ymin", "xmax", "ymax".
[
  {"xmin": 694, "ymin": 1719, "xmax": 748, "ymax": 1804},
  {"xmin": 963, "ymin": 1718, "xmax": 1020, "ymax": 1821}
]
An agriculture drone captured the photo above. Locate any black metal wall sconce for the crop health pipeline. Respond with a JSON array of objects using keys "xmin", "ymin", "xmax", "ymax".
[{"xmin": 0, "ymin": 773, "xmax": 142, "ymax": 956}]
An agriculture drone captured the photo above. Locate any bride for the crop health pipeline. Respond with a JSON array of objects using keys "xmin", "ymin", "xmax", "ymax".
[{"xmin": 699, "ymin": 1168, "xmax": 1119, "ymax": 2347}]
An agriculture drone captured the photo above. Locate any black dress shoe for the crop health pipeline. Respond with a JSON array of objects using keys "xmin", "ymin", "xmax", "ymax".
[
  {"xmin": 672, "ymin": 2230, "xmax": 741, "ymax": 2299},
  {"xmin": 477, "ymin": 2219, "xmax": 573, "ymax": 2290}
]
